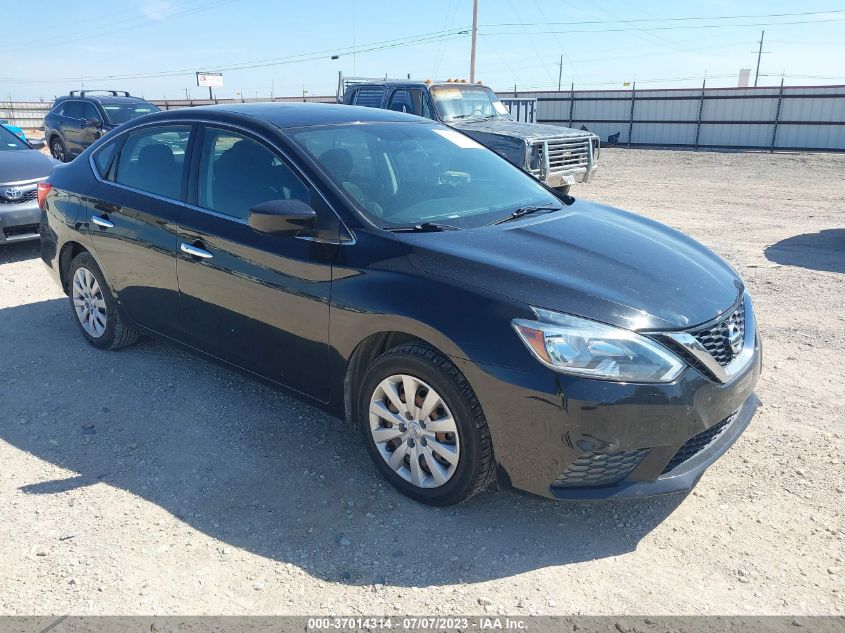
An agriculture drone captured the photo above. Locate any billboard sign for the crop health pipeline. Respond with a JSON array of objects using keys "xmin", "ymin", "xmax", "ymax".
[{"xmin": 196, "ymin": 72, "xmax": 224, "ymax": 88}]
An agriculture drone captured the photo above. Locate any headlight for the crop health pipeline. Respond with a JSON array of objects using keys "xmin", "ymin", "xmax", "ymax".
[{"xmin": 512, "ymin": 308, "xmax": 685, "ymax": 383}]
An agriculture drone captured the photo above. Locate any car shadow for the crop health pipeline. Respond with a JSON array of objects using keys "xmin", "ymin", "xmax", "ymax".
[
  {"xmin": 0, "ymin": 240, "xmax": 40, "ymax": 264},
  {"xmin": 764, "ymin": 229, "xmax": 845, "ymax": 274},
  {"xmin": 0, "ymin": 298, "xmax": 685, "ymax": 587}
]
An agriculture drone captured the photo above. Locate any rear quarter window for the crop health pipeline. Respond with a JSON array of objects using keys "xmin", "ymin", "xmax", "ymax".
[
  {"xmin": 92, "ymin": 140, "xmax": 120, "ymax": 179},
  {"xmin": 353, "ymin": 87, "xmax": 386, "ymax": 108}
]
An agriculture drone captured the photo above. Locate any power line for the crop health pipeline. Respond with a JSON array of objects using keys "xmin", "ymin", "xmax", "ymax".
[
  {"xmin": 480, "ymin": 16, "xmax": 845, "ymax": 36},
  {"xmin": 481, "ymin": 8, "xmax": 845, "ymax": 28},
  {"xmin": 0, "ymin": 28, "xmax": 472, "ymax": 84}
]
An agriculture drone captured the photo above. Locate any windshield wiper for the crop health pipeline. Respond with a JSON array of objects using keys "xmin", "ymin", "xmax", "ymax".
[
  {"xmin": 387, "ymin": 222, "xmax": 461, "ymax": 233},
  {"xmin": 487, "ymin": 205, "xmax": 563, "ymax": 226}
]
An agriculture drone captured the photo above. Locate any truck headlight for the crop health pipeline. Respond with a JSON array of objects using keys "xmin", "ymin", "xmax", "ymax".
[{"xmin": 512, "ymin": 308, "xmax": 684, "ymax": 382}]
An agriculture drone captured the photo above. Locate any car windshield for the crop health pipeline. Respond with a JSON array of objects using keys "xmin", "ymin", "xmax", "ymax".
[
  {"xmin": 0, "ymin": 125, "xmax": 29, "ymax": 151},
  {"xmin": 429, "ymin": 85, "xmax": 511, "ymax": 122},
  {"xmin": 290, "ymin": 122, "xmax": 560, "ymax": 229},
  {"xmin": 100, "ymin": 102, "xmax": 160, "ymax": 125}
]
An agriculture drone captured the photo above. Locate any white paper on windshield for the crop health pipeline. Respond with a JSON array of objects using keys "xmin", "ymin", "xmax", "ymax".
[
  {"xmin": 493, "ymin": 101, "xmax": 508, "ymax": 114},
  {"xmin": 433, "ymin": 129, "xmax": 483, "ymax": 149},
  {"xmin": 431, "ymin": 88, "xmax": 462, "ymax": 100}
]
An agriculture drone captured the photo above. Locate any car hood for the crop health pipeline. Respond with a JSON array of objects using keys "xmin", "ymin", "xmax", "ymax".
[
  {"xmin": 450, "ymin": 118, "xmax": 592, "ymax": 141},
  {"xmin": 396, "ymin": 201, "xmax": 743, "ymax": 331},
  {"xmin": 0, "ymin": 150, "xmax": 58, "ymax": 184}
]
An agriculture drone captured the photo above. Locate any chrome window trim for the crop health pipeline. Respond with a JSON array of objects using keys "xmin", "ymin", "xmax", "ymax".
[
  {"xmin": 659, "ymin": 290, "xmax": 757, "ymax": 384},
  {"xmin": 88, "ymin": 117, "xmax": 356, "ymax": 246}
]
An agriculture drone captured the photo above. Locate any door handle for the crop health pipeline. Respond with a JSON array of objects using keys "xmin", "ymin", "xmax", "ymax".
[
  {"xmin": 91, "ymin": 215, "xmax": 114, "ymax": 228},
  {"xmin": 180, "ymin": 242, "xmax": 213, "ymax": 259}
]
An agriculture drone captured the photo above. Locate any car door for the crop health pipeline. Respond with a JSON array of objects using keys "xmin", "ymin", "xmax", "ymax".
[
  {"xmin": 80, "ymin": 102, "xmax": 104, "ymax": 150},
  {"xmin": 87, "ymin": 123, "xmax": 194, "ymax": 340},
  {"xmin": 59, "ymin": 100, "xmax": 85, "ymax": 154},
  {"xmin": 177, "ymin": 125, "xmax": 340, "ymax": 401}
]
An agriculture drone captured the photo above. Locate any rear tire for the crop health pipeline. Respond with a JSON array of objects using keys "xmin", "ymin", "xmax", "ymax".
[
  {"xmin": 356, "ymin": 343, "xmax": 495, "ymax": 505},
  {"xmin": 68, "ymin": 252, "xmax": 138, "ymax": 350},
  {"xmin": 50, "ymin": 137, "xmax": 68, "ymax": 162}
]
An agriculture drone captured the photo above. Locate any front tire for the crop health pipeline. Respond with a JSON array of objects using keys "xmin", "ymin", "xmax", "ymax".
[
  {"xmin": 68, "ymin": 252, "xmax": 138, "ymax": 350},
  {"xmin": 356, "ymin": 344, "xmax": 495, "ymax": 505}
]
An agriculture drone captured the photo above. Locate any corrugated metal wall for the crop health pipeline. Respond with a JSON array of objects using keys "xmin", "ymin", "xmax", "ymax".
[{"xmin": 517, "ymin": 84, "xmax": 845, "ymax": 151}]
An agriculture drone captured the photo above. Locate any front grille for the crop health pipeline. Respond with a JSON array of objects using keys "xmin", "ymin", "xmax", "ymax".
[
  {"xmin": 691, "ymin": 301, "xmax": 745, "ymax": 367},
  {"xmin": 3, "ymin": 223, "xmax": 40, "ymax": 238},
  {"xmin": 662, "ymin": 411, "xmax": 738, "ymax": 474},
  {"xmin": 538, "ymin": 138, "xmax": 590, "ymax": 171},
  {"xmin": 0, "ymin": 189, "xmax": 37, "ymax": 204},
  {"xmin": 552, "ymin": 448, "xmax": 650, "ymax": 488}
]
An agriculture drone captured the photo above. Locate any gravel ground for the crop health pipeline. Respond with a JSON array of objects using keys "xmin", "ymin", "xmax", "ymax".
[{"xmin": 0, "ymin": 148, "xmax": 843, "ymax": 616}]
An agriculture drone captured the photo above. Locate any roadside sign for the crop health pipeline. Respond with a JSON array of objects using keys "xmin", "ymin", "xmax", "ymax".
[{"xmin": 196, "ymin": 72, "xmax": 224, "ymax": 88}]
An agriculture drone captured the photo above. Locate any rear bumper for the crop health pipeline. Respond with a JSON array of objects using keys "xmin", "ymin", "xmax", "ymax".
[
  {"xmin": 453, "ymin": 331, "xmax": 761, "ymax": 501},
  {"xmin": 0, "ymin": 199, "xmax": 41, "ymax": 243}
]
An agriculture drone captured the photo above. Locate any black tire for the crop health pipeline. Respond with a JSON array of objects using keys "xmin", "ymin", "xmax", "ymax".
[
  {"xmin": 67, "ymin": 252, "xmax": 139, "ymax": 350},
  {"xmin": 356, "ymin": 343, "xmax": 495, "ymax": 505},
  {"xmin": 50, "ymin": 136, "xmax": 68, "ymax": 163}
]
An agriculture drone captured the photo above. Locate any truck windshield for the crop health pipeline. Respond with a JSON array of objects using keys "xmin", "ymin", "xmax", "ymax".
[
  {"xmin": 100, "ymin": 102, "xmax": 160, "ymax": 125},
  {"xmin": 290, "ymin": 122, "xmax": 559, "ymax": 230},
  {"xmin": 430, "ymin": 85, "xmax": 511, "ymax": 122}
]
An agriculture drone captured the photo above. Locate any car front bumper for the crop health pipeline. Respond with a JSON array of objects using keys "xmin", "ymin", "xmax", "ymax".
[
  {"xmin": 453, "ymin": 333, "xmax": 761, "ymax": 501},
  {"xmin": 0, "ymin": 198, "xmax": 41, "ymax": 244}
]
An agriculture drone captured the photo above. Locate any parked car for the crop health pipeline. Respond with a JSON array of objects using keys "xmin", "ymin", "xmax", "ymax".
[
  {"xmin": 44, "ymin": 90, "xmax": 159, "ymax": 163},
  {"xmin": 1, "ymin": 119, "xmax": 28, "ymax": 142},
  {"xmin": 342, "ymin": 79, "xmax": 599, "ymax": 195},
  {"xmin": 0, "ymin": 125, "xmax": 55, "ymax": 244},
  {"xmin": 39, "ymin": 103, "xmax": 760, "ymax": 505}
]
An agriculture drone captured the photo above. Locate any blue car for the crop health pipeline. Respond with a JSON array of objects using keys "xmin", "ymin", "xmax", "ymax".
[{"xmin": 1, "ymin": 120, "xmax": 27, "ymax": 142}]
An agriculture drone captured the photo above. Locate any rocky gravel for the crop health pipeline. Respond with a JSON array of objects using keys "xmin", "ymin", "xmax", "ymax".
[{"xmin": 0, "ymin": 148, "xmax": 843, "ymax": 616}]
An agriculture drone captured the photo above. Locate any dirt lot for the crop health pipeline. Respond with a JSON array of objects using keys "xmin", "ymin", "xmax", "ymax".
[{"xmin": 1, "ymin": 148, "xmax": 843, "ymax": 616}]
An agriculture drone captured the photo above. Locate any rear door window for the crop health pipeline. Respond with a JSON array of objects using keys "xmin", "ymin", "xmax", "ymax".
[
  {"xmin": 62, "ymin": 101, "xmax": 84, "ymax": 120},
  {"xmin": 113, "ymin": 125, "xmax": 191, "ymax": 200}
]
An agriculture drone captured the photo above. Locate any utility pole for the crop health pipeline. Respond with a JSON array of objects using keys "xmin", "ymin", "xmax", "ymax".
[
  {"xmin": 469, "ymin": 0, "xmax": 479, "ymax": 83},
  {"xmin": 754, "ymin": 30, "xmax": 765, "ymax": 87},
  {"xmin": 558, "ymin": 54, "xmax": 563, "ymax": 91}
]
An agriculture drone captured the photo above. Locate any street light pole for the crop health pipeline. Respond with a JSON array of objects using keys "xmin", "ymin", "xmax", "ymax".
[{"xmin": 469, "ymin": 0, "xmax": 478, "ymax": 82}]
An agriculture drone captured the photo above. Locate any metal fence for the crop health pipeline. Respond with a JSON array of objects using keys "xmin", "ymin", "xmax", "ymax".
[
  {"xmin": 516, "ymin": 83, "xmax": 845, "ymax": 151},
  {"xmin": 3, "ymin": 84, "xmax": 844, "ymax": 151}
]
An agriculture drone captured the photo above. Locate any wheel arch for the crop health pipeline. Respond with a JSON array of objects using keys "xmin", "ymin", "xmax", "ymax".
[
  {"xmin": 58, "ymin": 241, "xmax": 113, "ymax": 295},
  {"xmin": 343, "ymin": 331, "xmax": 445, "ymax": 427}
]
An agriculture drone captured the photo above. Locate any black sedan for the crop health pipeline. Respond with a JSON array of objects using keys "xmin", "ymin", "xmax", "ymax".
[
  {"xmin": 39, "ymin": 103, "xmax": 760, "ymax": 505},
  {"xmin": 0, "ymin": 125, "xmax": 56, "ymax": 244}
]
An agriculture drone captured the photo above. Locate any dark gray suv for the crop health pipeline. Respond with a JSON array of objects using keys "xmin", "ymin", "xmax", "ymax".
[{"xmin": 44, "ymin": 90, "xmax": 159, "ymax": 162}]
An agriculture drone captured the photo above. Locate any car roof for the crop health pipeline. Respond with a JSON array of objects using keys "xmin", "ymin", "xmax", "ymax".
[
  {"xmin": 146, "ymin": 102, "xmax": 431, "ymax": 128},
  {"xmin": 351, "ymin": 81, "xmax": 490, "ymax": 90},
  {"xmin": 56, "ymin": 94, "xmax": 152, "ymax": 105}
]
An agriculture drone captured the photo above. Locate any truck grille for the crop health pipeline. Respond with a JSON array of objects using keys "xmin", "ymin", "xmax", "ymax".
[
  {"xmin": 552, "ymin": 448, "xmax": 650, "ymax": 488},
  {"xmin": 0, "ymin": 189, "xmax": 38, "ymax": 204},
  {"xmin": 538, "ymin": 138, "xmax": 590, "ymax": 172},
  {"xmin": 691, "ymin": 301, "xmax": 745, "ymax": 367},
  {"xmin": 662, "ymin": 410, "xmax": 738, "ymax": 474}
]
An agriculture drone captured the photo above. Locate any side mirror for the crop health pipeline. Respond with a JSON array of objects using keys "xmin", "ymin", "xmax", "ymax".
[
  {"xmin": 248, "ymin": 199, "xmax": 316, "ymax": 235},
  {"xmin": 84, "ymin": 119, "xmax": 101, "ymax": 128},
  {"xmin": 28, "ymin": 138, "xmax": 46, "ymax": 150}
]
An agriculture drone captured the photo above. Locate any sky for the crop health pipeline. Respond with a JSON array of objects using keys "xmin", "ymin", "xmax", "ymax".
[{"xmin": 2, "ymin": 0, "xmax": 844, "ymax": 101}]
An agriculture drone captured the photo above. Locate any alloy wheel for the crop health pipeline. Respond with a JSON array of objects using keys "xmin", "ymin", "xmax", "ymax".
[
  {"xmin": 368, "ymin": 374, "xmax": 460, "ymax": 488},
  {"xmin": 72, "ymin": 267, "xmax": 107, "ymax": 338},
  {"xmin": 51, "ymin": 140, "xmax": 64, "ymax": 162}
]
